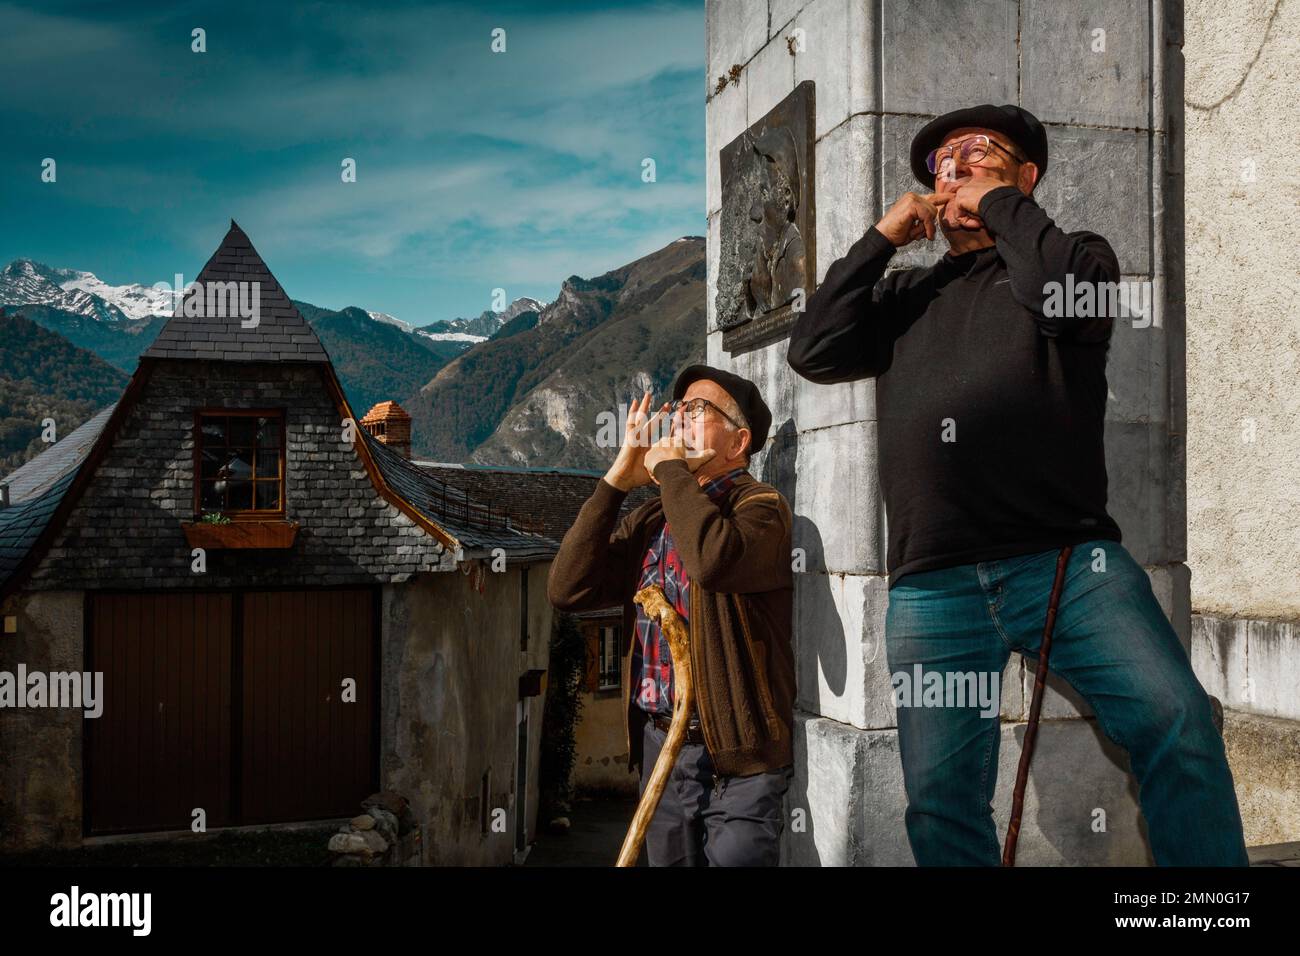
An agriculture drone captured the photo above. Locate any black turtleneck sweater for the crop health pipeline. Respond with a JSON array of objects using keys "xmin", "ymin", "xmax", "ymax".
[{"xmin": 787, "ymin": 185, "xmax": 1124, "ymax": 585}]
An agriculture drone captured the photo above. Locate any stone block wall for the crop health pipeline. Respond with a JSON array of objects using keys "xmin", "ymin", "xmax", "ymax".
[
  {"xmin": 705, "ymin": 0, "xmax": 1183, "ymax": 864},
  {"xmin": 1193, "ymin": 613, "xmax": 1300, "ymax": 845}
]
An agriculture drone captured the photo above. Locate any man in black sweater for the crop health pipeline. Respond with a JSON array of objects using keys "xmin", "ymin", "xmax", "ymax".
[{"xmin": 787, "ymin": 104, "xmax": 1248, "ymax": 866}]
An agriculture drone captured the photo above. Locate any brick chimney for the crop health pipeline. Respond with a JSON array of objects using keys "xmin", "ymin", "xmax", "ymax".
[{"xmin": 361, "ymin": 400, "xmax": 412, "ymax": 459}]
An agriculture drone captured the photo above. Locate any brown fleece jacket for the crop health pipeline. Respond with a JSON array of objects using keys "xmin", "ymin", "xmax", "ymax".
[{"xmin": 546, "ymin": 458, "xmax": 795, "ymax": 777}]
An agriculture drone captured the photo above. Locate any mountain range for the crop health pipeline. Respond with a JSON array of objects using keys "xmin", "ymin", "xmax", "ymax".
[
  {"xmin": 403, "ymin": 237, "xmax": 706, "ymax": 466},
  {"xmin": 0, "ymin": 258, "xmax": 172, "ymax": 323},
  {"xmin": 0, "ymin": 236, "xmax": 706, "ymax": 471},
  {"xmin": 415, "ymin": 297, "xmax": 547, "ymax": 343},
  {"xmin": 0, "ymin": 311, "xmax": 129, "ymax": 470}
]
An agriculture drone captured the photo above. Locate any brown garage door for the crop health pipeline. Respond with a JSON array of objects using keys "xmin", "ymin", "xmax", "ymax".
[
  {"xmin": 86, "ymin": 588, "xmax": 377, "ymax": 836},
  {"xmin": 86, "ymin": 592, "xmax": 233, "ymax": 835},
  {"xmin": 240, "ymin": 589, "xmax": 377, "ymax": 825}
]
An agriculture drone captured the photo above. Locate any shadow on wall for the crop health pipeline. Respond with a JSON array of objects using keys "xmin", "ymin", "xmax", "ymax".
[{"xmin": 757, "ymin": 416, "xmax": 825, "ymax": 863}]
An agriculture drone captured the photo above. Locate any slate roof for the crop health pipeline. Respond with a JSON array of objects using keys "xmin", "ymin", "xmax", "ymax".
[
  {"xmin": 362, "ymin": 431, "xmax": 561, "ymax": 560},
  {"xmin": 414, "ymin": 461, "xmax": 658, "ymax": 543},
  {"xmin": 0, "ymin": 466, "xmax": 81, "ymax": 593},
  {"xmin": 142, "ymin": 221, "xmax": 330, "ymax": 363},
  {"xmin": 414, "ymin": 462, "xmax": 658, "ymax": 621},
  {"xmin": 3, "ymin": 403, "xmax": 115, "ymax": 504},
  {"xmin": 0, "ymin": 404, "xmax": 561, "ymax": 594},
  {"xmin": 0, "ymin": 404, "xmax": 117, "ymax": 591}
]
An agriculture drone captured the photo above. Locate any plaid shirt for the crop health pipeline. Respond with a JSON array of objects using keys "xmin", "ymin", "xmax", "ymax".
[{"xmin": 633, "ymin": 466, "xmax": 748, "ymax": 716}]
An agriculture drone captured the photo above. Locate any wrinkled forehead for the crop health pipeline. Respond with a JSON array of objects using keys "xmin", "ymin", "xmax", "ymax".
[
  {"xmin": 940, "ymin": 126, "xmax": 1014, "ymax": 151},
  {"xmin": 683, "ymin": 378, "xmax": 732, "ymax": 408}
]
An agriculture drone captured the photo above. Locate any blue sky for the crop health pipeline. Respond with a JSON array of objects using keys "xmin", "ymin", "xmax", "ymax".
[{"xmin": 0, "ymin": 0, "xmax": 705, "ymax": 324}]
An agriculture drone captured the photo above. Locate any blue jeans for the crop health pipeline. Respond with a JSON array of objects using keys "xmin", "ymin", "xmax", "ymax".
[{"xmin": 884, "ymin": 540, "xmax": 1249, "ymax": 866}]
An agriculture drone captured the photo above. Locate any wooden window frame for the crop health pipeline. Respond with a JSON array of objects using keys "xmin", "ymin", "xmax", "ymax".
[
  {"xmin": 598, "ymin": 624, "xmax": 621, "ymax": 691},
  {"xmin": 193, "ymin": 408, "xmax": 287, "ymax": 521}
]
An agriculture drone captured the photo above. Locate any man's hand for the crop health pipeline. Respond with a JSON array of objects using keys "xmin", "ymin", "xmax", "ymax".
[
  {"xmin": 645, "ymin": 438, "xmax": 716, "ymax": 482},
  {"xmin": 941, "ymin": 177, "xmax": 1010, "ymax": 231},
  {"xmin": 875, "ymin": 191, "xmax": 951, "ymax": 247},
  {"xmin": 644, "ymin": 408, "xmax": 715, "ymax": 483},
  {"xmin": 603, "ymin": 391, "xmax": 669, "ymax": 492}
]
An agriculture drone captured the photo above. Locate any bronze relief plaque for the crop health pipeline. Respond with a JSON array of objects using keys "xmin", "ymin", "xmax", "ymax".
[{"xmin": 717, "ymin": 80, "xmax": 816, "ymax": 354}]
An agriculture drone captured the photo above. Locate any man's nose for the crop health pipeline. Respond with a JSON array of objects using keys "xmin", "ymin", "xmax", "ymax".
[{"xmin": 937, "ymin": 155, "xmax": 964, "ymax": 186}]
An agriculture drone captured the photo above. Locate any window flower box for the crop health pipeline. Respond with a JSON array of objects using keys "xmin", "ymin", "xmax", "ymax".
[{"xmin": 181, "ymin": 519, "xmax": 299, "ymax": 549}]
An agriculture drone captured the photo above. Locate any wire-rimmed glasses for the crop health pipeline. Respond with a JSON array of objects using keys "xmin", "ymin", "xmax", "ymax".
[{"xmin": 926, "ymin": 134, "xmax": 1026, "ymax": 178}]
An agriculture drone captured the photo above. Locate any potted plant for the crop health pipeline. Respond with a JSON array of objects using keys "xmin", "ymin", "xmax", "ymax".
[{"xmin": 181, "ymin": 511, "xmax": 300, "ymax": 549}]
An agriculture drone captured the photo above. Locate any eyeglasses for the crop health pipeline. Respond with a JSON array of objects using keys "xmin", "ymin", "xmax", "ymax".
[
  {"xmin": 670, "ymin": 397, "xmax": 747, "ymax": 431},
  {"xmin": 925, "ymin": 134, "xmax": 1026, "ymax": 177}
]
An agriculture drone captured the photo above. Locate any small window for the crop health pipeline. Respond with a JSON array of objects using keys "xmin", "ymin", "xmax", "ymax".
[
  {"xmin": 519, "ymin": 569, "xmax": 529, "ymax": 650},
  {"xmin": 196, "ymin": 410, "xmax": 285, "ymax": 517},
  {"xmin": 598, "ymin": 625, "xmax": 620, "ymax": 690}
]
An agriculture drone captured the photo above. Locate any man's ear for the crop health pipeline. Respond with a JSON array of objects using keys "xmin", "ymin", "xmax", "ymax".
[
  {"xmin": 735, "ymin": 427, "xmax": 752, "ymax": 463},
  {"xmin": 1018, "ymin": 161, "xmax": 1040, "ymax": 195}
]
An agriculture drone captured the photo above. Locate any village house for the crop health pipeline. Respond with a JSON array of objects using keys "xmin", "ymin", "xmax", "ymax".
[
  {"xmin": 411, "ymin": 459, "xmax": 656, "ymax": 797},
  {"xmin": 0, "ymin": 222, "xmax": 565, "ymax": 865}
]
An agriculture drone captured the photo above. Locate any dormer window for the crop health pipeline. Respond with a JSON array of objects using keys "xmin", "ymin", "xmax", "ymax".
[{"xmin": 195, "ymin": 410, "xmax": 285, "ymax": 517}]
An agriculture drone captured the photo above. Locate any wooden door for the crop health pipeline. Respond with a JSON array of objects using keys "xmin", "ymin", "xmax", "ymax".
[
  {"xmin": 86, "ymin": 592, "xmax": 233, "ymax": 835},
  {"xmin": 239, "ymin": 588, "xmax": 377, "ymax": 824},
  {"xmin": 86, "ymin": 588, "xmax": 377, "ymax": 835}
]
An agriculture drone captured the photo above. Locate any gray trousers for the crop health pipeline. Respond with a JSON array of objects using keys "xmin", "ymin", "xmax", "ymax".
[{"xmin": 638, "ymin": 718, "xmax": 793, "ymax": 866}]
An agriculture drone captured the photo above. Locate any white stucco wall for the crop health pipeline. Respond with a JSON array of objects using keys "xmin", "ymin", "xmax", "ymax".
[
  {"xmin": 382, "ymin": 560, "xmax": 553, "ymax": 865},
  {"xmin": 1185, "ymin": 0, "xmax": 1300, "ymax": 619}
]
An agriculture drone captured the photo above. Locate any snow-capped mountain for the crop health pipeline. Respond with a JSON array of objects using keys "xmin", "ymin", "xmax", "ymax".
[
  {"xmin": 1, "ymin": 259, "xmax": 129, "ymax": 322},
  {"xmin": 415, "ymin": 328, "xmax": 489, "ymax": 344},
  {"xmin": 3, "ymin": 257, "xmax": 550, "ymax": 345},
  {"xmin": 365, "ymin": 310, "xmax": 415, "ymax": 333},
  {"xmin": 415, "ymin": 296, "xmax": 548, "ymax": 344},
  {"xmin": 365, "ymin": 297, "xmax": 550, "ymax": 341},
  {"xmin": 0, "ymin": 258, "xmax": 173, "ymax": 322},
  {"xmin": 56, "ymin": 267, "xmax": 175, "ymax": 319}
]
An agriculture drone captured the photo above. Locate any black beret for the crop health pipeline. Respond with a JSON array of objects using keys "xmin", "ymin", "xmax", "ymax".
[
  {"xmin": 909, "ymin": 103, "xmax": 1048, "ymax": 190},
  {"xmin": 670, "ymin": 363, "xmax": 772, "ymax": 456}
]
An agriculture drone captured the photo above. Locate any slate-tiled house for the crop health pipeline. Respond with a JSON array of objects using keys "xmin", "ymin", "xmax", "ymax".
[{"xmin": 0, "ymin": 222, "xmax": 560, "ymax": 864}]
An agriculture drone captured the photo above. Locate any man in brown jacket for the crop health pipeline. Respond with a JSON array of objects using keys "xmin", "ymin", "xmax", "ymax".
[{"xmin": 547, "ymin": 364, "xmax": 795, "ymax": 866}]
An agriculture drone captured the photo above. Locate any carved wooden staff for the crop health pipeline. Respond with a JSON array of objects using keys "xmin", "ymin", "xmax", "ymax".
[
  {"xmin": 1002, "ymin": 545, "xmax": 1073, "ymax": 866},
  {"xmin": 616, "ymin": 583, "xmax": 694, "ymax": 867}
]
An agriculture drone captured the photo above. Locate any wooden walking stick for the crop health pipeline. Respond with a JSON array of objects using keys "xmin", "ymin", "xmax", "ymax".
[
  {"xmin": 1002, "ymin": 545, "xmax": 1073, "ymax": 867},
  {"xmin": 616, "ymin": 583, "xmax": 694, "ymax": 867}
]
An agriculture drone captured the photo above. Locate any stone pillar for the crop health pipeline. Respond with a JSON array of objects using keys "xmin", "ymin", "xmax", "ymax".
[{"xmin": 705, "ymin": 0, "xmax": 1183, "ymax": 865}]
